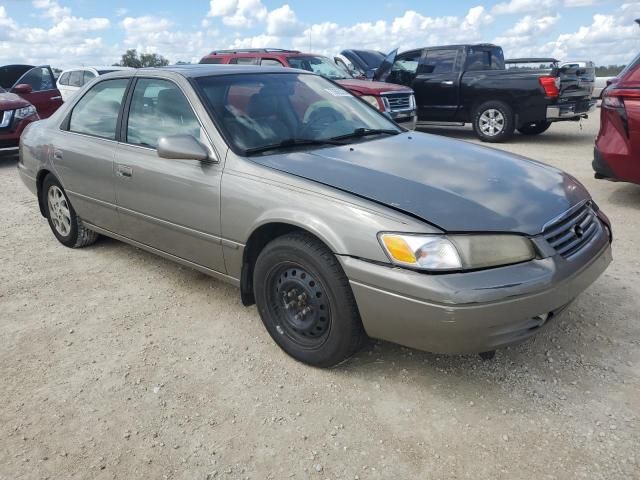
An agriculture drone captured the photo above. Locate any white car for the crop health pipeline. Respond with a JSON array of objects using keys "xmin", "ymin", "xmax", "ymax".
[{"xmin": 56, "ymin": 66, "xmax": 132, "ymax": 101}]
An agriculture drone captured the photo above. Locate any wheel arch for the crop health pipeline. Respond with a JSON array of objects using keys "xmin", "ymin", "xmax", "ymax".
[
  {"xmin": 239, "ymin": 221, "xmax": 340, "ymax": 307},
  {"xmin": 36, "ymin": 168, "xmax": 55, "ymax": 217}
]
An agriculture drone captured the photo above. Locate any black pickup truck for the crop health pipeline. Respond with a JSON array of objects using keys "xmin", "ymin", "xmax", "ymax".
[{"xmin": 374, "ymin": 44, "xmax": 596, "ymax": 142}]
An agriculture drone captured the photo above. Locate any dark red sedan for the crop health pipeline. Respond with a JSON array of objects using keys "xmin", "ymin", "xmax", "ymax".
[{"xmin": 593, "ymin": 42, "xmax": 640, "ymax": 184}]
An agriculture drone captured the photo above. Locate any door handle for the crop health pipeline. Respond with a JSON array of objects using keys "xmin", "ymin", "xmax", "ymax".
[
  {"xmin": 116, "ymin": 164, "xmax": 133, "ymax": 178},
  {"xmin": 441, "ymin": 80, "xmax": 454, "ymax": 86},
  {"xmin": 53, "ymin": 149, "xmax": 63, "ymax": 160},
  {"xmin": 50, "ymin": 96, "xmax": 62, "ymax": 101}
]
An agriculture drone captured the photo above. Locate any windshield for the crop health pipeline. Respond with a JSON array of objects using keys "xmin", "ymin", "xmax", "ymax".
[
  {"xmin": 195, "ymin": 73, "xmax": 401, "ymax": 154},
  {"xmin": 287, "ymin": 56, "xmax": 352, "ymax": 80}
]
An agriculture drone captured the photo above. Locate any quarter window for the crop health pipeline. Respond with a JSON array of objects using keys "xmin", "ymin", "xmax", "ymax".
[
  {"xmin": 68, "ymin": 78, "xmax": 128, "ymax": 140},
  {"xmin": 126, "ymin": 78, "xmax": 201, "ymax": 149},
  {"xmin": 260, "ymin": 58, "xmax": 284, "ymax": 67},
  {"xmin": 59, "ymin": 72, "xmax": 70, "ymax": 86},
  {"xmin": 230, "ymin": 57, "xmax": 259, "ymax": 65}
]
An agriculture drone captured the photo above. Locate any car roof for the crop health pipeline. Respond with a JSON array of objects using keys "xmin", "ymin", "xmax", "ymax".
[
  {"xmin": 61, "ymin": 66, "xmax": 132, "ymax": 72},
  {"xmin": 101, "ymin": 64, "xmax": 309, "ymax": 79}
]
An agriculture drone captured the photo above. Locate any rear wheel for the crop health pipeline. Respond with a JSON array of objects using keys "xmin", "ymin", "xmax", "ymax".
[
  {"xmin": 42, "ymin": 175, "xmax": 98, "ymax": 248},
  {"xmin": 253, "ymin": 232, "xmax": 365, "ymax": 368},
  {"xmin": 518, "ymin": 121, "xmax": 551, "ymax": 135},
  {"xmin": 472, "ymin": 100, "xmax": 515, "ymax": 143}
]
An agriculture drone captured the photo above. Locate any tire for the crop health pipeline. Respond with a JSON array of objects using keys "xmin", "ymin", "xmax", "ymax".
[
  {"xmin": 517, "ymin": 121, "xmax": 552, "ymax": 135},
  {"xmin": 253, "ymin": 232, "xmax": 365, "ymax": 368},
  {"xmin": 472, "ymin": 100, "xmax": 516, "ymax": 143},
  {"xmin": 42, "ymin": 175, "xmax": 98, "ymax": 248}
]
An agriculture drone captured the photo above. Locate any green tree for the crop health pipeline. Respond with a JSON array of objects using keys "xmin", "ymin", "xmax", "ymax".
[{"xmin": 114, "ymin": 49, "xmax": 170, "ymax": 68}]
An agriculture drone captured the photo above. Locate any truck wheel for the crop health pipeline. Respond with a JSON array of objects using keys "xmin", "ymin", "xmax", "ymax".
[
  {"xmin": 517, "ymin": 121, "xmax": 552, "ymax": 135},
  {"xmin": 43, "ymin": 175, "xmax": 99, "ymax": 248},
  {"xmin": 472, "ymin": 101, "xmax": 515, "ymax": 143},
  {"xmin": 253, "ymin": 232, "xmax": 365, "ymax": 368}
]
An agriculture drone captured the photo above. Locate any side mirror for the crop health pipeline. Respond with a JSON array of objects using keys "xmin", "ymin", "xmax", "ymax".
[
  {"xmin": 157, "ymin": 134, "xmax": 209, "ymax": 161},
  {"xmin": 13, "ymin": 83, "xmax": 33, "ymax": 94}
]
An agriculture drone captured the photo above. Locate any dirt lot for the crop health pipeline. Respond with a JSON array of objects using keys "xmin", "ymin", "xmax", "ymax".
[{"xmin": 1, "ymin": 114, "xmax": 638, "ymax": 480}]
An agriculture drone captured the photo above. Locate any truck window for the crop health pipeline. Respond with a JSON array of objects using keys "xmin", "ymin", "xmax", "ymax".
[
  {"xmin": 466, "ymin": 47, "xmax": 505, "ymax": 71},
  {"xmin": 230, "ymin": 57, "xmax": 259, "ymax": 65},
  {"xmin": 420, "ymin": 50, "xmax": 458, "ymax": 74}
]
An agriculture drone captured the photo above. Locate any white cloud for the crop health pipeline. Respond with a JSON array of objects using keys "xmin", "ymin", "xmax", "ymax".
[
  {"xmin": 493, "ymin": 0, "xmax": 556, "ymax": 15},
  {"xmin": 266, "ymin": 4, "xmax": 303, "ymax": 36}
]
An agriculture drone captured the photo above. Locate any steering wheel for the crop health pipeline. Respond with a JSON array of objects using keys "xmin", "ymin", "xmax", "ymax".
[{"xmin": 301, "ymin": 105, "xmax": 346, "ymax": 137}]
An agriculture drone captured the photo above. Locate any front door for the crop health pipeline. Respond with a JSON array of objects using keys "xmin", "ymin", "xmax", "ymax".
[
  {"xmin": 13, "ymin": 66, "xmax": 63, "ymax": 118},
  {"xmin": 53, "ymin": 77, "xmax": 130, "ymax": 231},
  {"xmin": 114, "ymin": 77, "xmax": 226, "ymax": 273}
]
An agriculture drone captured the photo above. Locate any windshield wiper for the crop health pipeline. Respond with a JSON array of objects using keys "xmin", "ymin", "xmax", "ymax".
[
  {"xmin": 330, "ymin": 128, "xmax": 401, "ymax": 141},
  {"xmin": 244, "ymin": 138, "xmax": 345, "ymax": 155}
]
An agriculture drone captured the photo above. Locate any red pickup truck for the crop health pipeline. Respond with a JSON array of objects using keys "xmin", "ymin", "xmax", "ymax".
[
  {"xmin": 0, "ymin": 65, "xmax": 63, "ymax": 153},
  {"xmin": 200, "ymin": 49, "xmax": 417, "ymax": 129}
]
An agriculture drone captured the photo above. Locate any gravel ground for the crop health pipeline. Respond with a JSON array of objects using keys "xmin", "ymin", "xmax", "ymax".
[{"xmin": 1, "ymin": 114, "xmax": 638, "ymax": 480}]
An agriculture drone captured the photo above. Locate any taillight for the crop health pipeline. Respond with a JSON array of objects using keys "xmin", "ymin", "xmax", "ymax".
[
  {"xmin": 602, "ymin": 96, "xmax": 624, "ymax": 109},
  {"xmin": 602, "ymin": 91, "xmax": 628, "ymax": 137},
  {"xmin": 539, "ymin": 76, "xmax": 560, "ymax": 98}
]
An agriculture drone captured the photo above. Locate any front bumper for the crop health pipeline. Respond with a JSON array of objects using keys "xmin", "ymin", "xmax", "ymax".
[
  {"xmin": 340, "ymin": 222, "xmax": 612, "ymax": 354},
  {"xmin": 388, "ymin": 111, "xmax": 417, "ymax": 130},
  {"xmin": 546, "ymin": 99, "xmax": 597, "ymax": 121}
]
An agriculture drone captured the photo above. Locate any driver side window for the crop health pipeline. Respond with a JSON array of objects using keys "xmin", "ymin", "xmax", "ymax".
[
  {"xmin": 126, "ymin": 78, "xmax": 201, "ymax": 149},
  {"xmin": 389, "ymin": 51, "xmax": 421, "ymax": 85},
  {"xmin": 16, "ymin": 67, "xmax": 55, "ymax": 92}
]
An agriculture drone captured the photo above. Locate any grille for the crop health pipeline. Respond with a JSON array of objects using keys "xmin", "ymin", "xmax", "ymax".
[
  {"xmin": 542, "ymin": 202, "xmax": 599, "ymax": 258},
  {"xmin": 383, "ymin": 93, "xmax": 412, "ymax": 112}
]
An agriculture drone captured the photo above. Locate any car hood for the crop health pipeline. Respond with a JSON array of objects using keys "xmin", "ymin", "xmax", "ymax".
[
  {"xmin": 0, "ymin": 91, "xmax": 30, "ymax": 109},
  {"xmin": 250, "ymin": 132, "xmax": 590, "ymax": 235},
  {"xmin": 336, "ymin": 78, "xmax": 411, "ymax": 95}
]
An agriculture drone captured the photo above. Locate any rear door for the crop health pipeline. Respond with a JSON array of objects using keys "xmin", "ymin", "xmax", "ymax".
[
  {"xmin": 12, "ymin": 66, "xmax": 63, "ymax": 118},
  {"xmin": 54, "ymin": 77, "xmax": 130, "ymax": 231},
  {"xmin": 412, "ymin": 48, "xmax": 461, "ymax": 120},
  {"xmin": 114, "ymin": 77, "xmax": 226, "ymax": 272}
]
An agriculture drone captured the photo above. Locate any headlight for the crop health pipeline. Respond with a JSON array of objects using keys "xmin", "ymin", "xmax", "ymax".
[
  {"xmin": 14, "ymin": 105, "xmax": 37, "ymax": 120},
  {"xmin": 360, "ymin": 95, "xmax": 383, "ymax": 111},
  {"xmin": 379, "ymin": 233, "xmax": 535, "ymax": 271}
]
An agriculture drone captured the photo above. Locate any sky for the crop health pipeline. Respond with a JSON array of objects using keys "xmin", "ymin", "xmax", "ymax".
[{"xmin": 0, "ymin": 0, "xmax": 638, "ymax": 69}]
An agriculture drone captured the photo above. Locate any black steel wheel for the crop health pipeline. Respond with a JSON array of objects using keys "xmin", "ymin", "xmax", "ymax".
[
  {"xmin": 253, "ymin": 232, "xmax": 365, "ymax": 367},
  {"xmin": 268, "ymin": 264, "xmax": 332, "ymax": 347}
]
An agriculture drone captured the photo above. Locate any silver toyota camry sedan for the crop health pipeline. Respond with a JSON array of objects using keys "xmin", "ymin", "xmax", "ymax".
[{"xmin": 18, "ymin": 65, "xmax": 612, "ymax": 367}]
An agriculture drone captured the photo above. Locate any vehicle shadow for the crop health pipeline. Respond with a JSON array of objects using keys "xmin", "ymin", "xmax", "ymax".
[
  {"xmin": 607, "ymin": 183, "xmax": 640, "ymax": 209},
  {"xmin": 416, "ymin": 126, "xmax": 593, "ymax": 145},
  {"xmin": 0, "ymin": 154, "xmax": 18, "ymax": 168}
]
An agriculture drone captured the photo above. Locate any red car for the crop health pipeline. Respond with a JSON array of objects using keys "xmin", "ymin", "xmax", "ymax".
[
  {"xmin": 0, "ymin": 65, "xmax": 63, "ymax": 154},
  {"xmin": 593, "ymin": 50, "xmax": 640, "ymax": 184},
  {"xmin": 200, "ymin": 49, "xmax": 417, "ymax": 129}
]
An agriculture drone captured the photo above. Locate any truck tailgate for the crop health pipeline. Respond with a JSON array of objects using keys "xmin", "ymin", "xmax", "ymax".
[{"xmin": 558, "ymin": 62, "xmax": 595, "ymax": 99}]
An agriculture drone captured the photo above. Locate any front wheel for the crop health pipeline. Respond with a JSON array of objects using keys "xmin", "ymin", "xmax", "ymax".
[
  {"xmin": 517, "ymin": 121, "xmax": 552, "ymax": 135},
  {"xmin": 472, "ymin": 100, "xmax": 515, "ymax": 143},
  {"xmin": 42, "ymin": 175, "xmax": 98, "ymax": 248},
  {"xmin": 253, "ymin": 232, "xmax": 365, "ymax": 368}
]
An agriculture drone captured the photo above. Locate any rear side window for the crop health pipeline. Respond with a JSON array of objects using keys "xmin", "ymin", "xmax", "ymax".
[
  {"xmin": 83, "ymin": 70, "xmax": 96, "ymax": 85},
  {"xmin": 200, "ymin": 57, "xmax": 224, "ymax": 64},
  {"xmin": 618, "ymin": 53, "xmax": 640, "ymax": 84},
  {"xmin": 466, "ymin": 47, "xmax": 505, "ymax": 71},
  {"xmin": 420, "ymin": 49, "xmax": 458, "ymax": 74},
  {"xmin": 260, "ymin": 58, "xmax": 284, "ymax": 67},
  {"xmin": 126, "ymin": 78, "xmax": 200, "ymax": 148},
  {"xmin": 69, "ymin": 70, "xmax": 83, "ymax": 87},
  {"xmin": 230, "ymin": 57, "xmax": 259, "ymax": 65},
  {"xmin": 68, "ymin": 78, "xmax": 128, "ymax": 139},
  {"xmin": 59, "ymin": 72, "xmax": 70, "ymax": 85}
]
